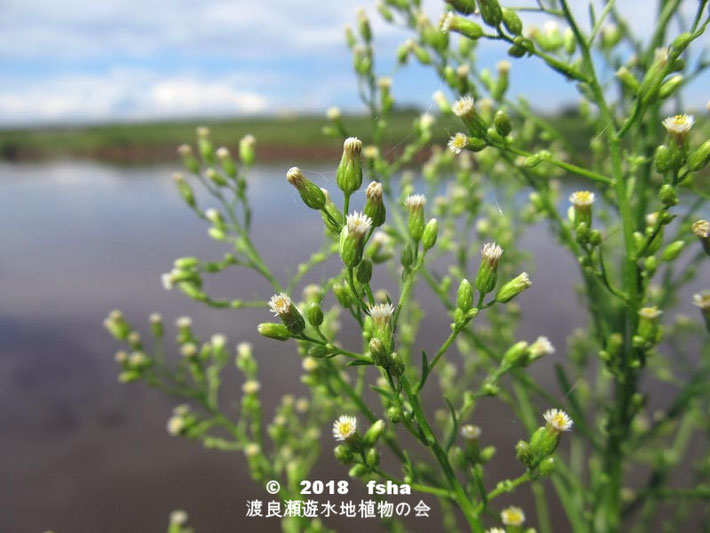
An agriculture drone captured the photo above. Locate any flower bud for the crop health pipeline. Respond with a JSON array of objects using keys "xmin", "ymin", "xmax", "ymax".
[
  {"xmin": 239, "ymin": 134, "xmax": 256, "ymax": 166},
  {"xmin": 356, "ymin": 259, "xmax": 373, "ymax": 284},
  {"xmin": 691, "ymin": 220, "xmax": 710, "ymax": 255},
  {"xmin": 369, "ymin": 337, "xmax": 388, "ymax": 367},
  {"xmin": 336, "ymin": 137, "xmax": 363, "ymax": 195},
  {"xmin": 340, "ymin": 212, "xmax": 373, "ymax": 267},
  {"xmin": 286, "ymin": 167, "xmax": 326, "ymax": 210},
  {"xmin": 369, "ymin": 302, "xmax": 395, "ymax": 349},
  {"xmin": 445, "ymin": 0, "xmax": 477, "ymax": 14},
  {"xmin": 333, "ymin": 282, "xmax": 353, "ymax": 307},
  {"xmin": 440, "ymin": 12, "xmax": 483, "ymax": 40},
  {"xmin": 538, "ymin": 456, "xmax": 556, "ymax": 476},
  {"xmin": 660, "ymin": 240, "xmax": 685, "ymax": 262},
  {"xmin": 654, "ymin": 144, "xmax": 673, "ymax": 173},
  {"xmin": 452, "ymin": 96, "xmax": 488, "ymax": 138},
  {"xmin": 389, "ymin": 351, "xmax": 405, "ymax": 377},
  {"xmin": 616, "ymin": 66, "xmax": 640, "ymax": 93},
  {"xmin": 364, "ymin": 181, "xmax": 386, "ymax": 226},
  {"xmin": 477, "ymin": 0, "xmax": 503, "ymax": 27},
  {"xmin": 457, "ymin": 279, "xmax": 474, "ymax": 311},
  {"xmin": 257, "ymin": 322, "xmax": 290, "ymax": 341},
  {"xmin": 268, "ymin": 293, "xmax": 306, "ymax": 335},
  {"xmin": 496, "ymin": 272, "xmax": 531, "ymax": 303},
  {"xmin": 216, "ymin": 147, "xmax": 236, "ymax": 178},
  {"xmin": 172, "ymin": 173, "xmax": 195, "ymax": 207},
  {"xmin": 693, "ymin": 292, "xmax": 710, "ymax": 331},
  {"xmin": 475, "ymin": 242, "xmax": 503, "ymax": 295},
  {"xmin": 502, "ymin": 8, "xmax": 522, "ymax": 35},
  {"xmin": 178, "ymin": 144, "xmax": 200, "ymax": 174},
  {"xmin": 494, "ymin": 109, "xmax": 512, "ymax": 136},
  {"xmin": 688, "ymin": 140, "xmax": 710, "ymax": 171},
  {"xmin": 400, "ymin": 244, "xmax": 413, "ymax": 268},
  {"xmin": 658, "ymin": 184, "xmax": 678, "ymax": 207},
  {"xmin": 422, "ymin": 218, "xmax": 439, "ymax": 251},
  {"xmin": 659, "ymin": 74, "xmax": 683, "ymax": 99},
  {"xmin": 404, "ymin": 194, "xmax": 427, "ymax": 241},
  {"xmin": 334, "ymin": 444, "xmax": 354, "ymax": 465},
  {"xmin": 515, "ymin": 440, "xmax": 535, "ymax": 468},
  {"xmin": 364, "ymin": 420, "xmax": 386, "ymax": 446},
  {"xmin": 386, "ymin": 406, "xmax": 403, "ymax": 423},
  {"xmin": 569, "ymin": 191, "xmax": 595, "ymax": 228},
  {"xmin": 305, "ymin": 302, "xmax": 324, "ymax": 327},
  {"xmin": 365, "ymin": 448, "xmax": 380, "ymax": 467},
  {"xmin": 196, "ymin": 126, "xmax": 215, "ymax": 164}
]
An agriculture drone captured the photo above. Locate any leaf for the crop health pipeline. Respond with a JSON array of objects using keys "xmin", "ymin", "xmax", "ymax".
[
  {"xmin": 369, "ymin": 385, "xmax": 394, "ymax": 400},
  {"xmin": 444, "ymin": 397, "xmax": 459, "ymax": 452},
  {"xmin": 589, "ymin": 3, "xmax": 597, "ymax": 28},
  {"xmin": 347, "ymin": 359, "xmax": 374, "ymax": 367},
  {"xmin": 417, "ymin": 350, "xmax": 430, "ymax": 391}
]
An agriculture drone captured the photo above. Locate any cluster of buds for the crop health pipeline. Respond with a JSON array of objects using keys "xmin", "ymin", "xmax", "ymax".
[
  {"xmin": 633, "ymin": 306, "xmax": 663, "ymax": 349},
  {"xmin": 516, "ymin": 409, "xmax": 572, "ymax": 473},
  {"xmin": 166, "ymin": 404, "xmax": 198, "ymax": 438},
  {"xmin": 332, "ymin": 416, "xmax": 386, "ymax": 476}
]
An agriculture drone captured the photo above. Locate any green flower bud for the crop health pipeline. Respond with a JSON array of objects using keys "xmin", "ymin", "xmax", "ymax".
[
  {"xmin": 496, "ymin": 272, "xmax": 532, "ymax": 303},
  {"xmin": 600, "ymin": 25, "xmax": 621, "ymax": 49},
  {"xmin": 320, "ymin": 188, "xmax": 343, "ymax": 233},
  {"xmin": 515, "ymin": 440, "xmax": 534, "ymax": 468},
  {"xmin": 688, "ymin": 140, "xmax": 710, "ymax": 171},
  {"xmin": 659, "ymin": 74, "xmax": 683, "ymax": 99},
  {"xmin": 357, "ymin": 8, "xmax": 371, "ymax": 42},
  {"xmin": 334, "ymin": 444, "xmax": 354, "ymax": 465},
  {"xmin": 349, "ymin": 464, "xmax": 369, "ymax": 478},
  {"xmin": 365, "ymin": 448, "xmax": 380, "ymax": 467},
  {"xmin": 103, "ymin": 310, "xmax": 131, "ymax": 340},
  {"xmin": 286, "ymin": 167, "xmax": 326, "ymax": 210},
  {"xmin": 369, "ymin": 337, "xmax": 388, "ymax": 367},
  {"xmin": 333, "ymin": 282, "xmax": 354, "ymax": 307},
  {"xmin": 257, "ymin": 322, "xmax": 290, "ymax": 341},
  {"xmin": 445, "ymin": 0, "xmax": 477, "ymax": 14},
  {"xmin": 386, "ymin": 406, "xmax": 403, "ymax": 423},
  {"xmin": 659, "ymin": 184, "xmax": 678, "ymax": 207},
  {"xmin": 693, "ymin": 292, "xmax": 710, "ymax": 331},
  {"xmin": 563, "ymin": 28, "xmax": 577, "ymax": 54},
  {"xmin": 457, "ymin": 278, "xmax": 474, "ymax": 311},
  {"xmin": 340, "ymin": 212, "xmax": 373, "ymax": 267},
  {"xmin": 538, "ymin": 456, "xmax": 556, "ymax": 476},
  {"xmin": 475, "ymin": 242, "xmax": 503, "ymax": 295},
  {"xmin": 440, "ymin": 12, "xmax": 483, "ymax": 40},
  {"xmin": 501, "ymin": 341, "xmax": 529, "ymax": 369},
  {"xmin": 405, "ymin": 194, "xmax": 427, "ymax": 241},
  {"xmin": 502, "ymin": 8, "xmax": 522, "ymax": 35},
  {"xmin": 369, "ymin": 303, "xmax": 395, "ymax": 350},
  {"xmin": 356, "ymin": 259, "xmax": 373, "ymax": 284},
  {"xmin": 363, "ymin": 181, "xmax": 386, "ymax": 226},
  {"xmin": 401, "ymin": 243, "xmax": 414, "ymax": 267},
  {"xmin": 336, "ymin": 137, "xmax": 363, "ymax": 195},
  {"xmin": 206, "ymin": 167, "xmax": 227, "ymax": 187},
  {"xmin": 422, "ymin": 218, "xmax": 439, "ymax": 251},
  {"xmin": 569, "ymin": 191, "xmax": 595, "ymax": 228},
  {"xmin": 616, "ymin": 67, "xmax": 640, "ymax": 93},
  {"xmin": 178, "ymin": 144, "xmax": 200, "ymax": 174},
  {"xmin": 364, "ymin": 420, "xmax": 386, "ymax": 446},
  {"xmin": 268, "ymin": 293, "xmax": 306, "ymax": 335},
  {"xmin": 305, "ymin": 302, "xmax": 324, "ymax": 327},
  {"xmin": 660, "ymin": 240, "xmax": 685, "ymax": 262},
  {"xmin": 637, "ymin": 306, "xmax": 662, "ymax": 345},
  {"xmin": 529, "ymin": 425, "xmax": 559, "ymax": 461},
  {"xmin": 476, "ymin": 0, "xmax": 502, "ymax": 27},
  {"xmin": 215, "ymin": 147, "xmax": 236, "ymax": 178},
  {"xmin": 196, "ymin": 126, "xmax": 215, "ymax": 164},
  {"xmin": 239, "ymin": 134, "xmax": 256, "ymax": 166},
  {"xmin": 494, "ymin": 109, "xmax": 512, "ymax": 136},
  {"xmin": 389, "ymin": 352, "xmax": 405, "ymax": 377},
  {"xmin": 172, "ymin": 173, "xmax": 195, "ymax": 207}
]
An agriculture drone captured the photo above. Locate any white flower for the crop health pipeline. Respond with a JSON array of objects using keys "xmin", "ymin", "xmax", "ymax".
[
  {"xmin": 302, "ymin": 357, "xmax": 318, "ymax": 372},
  {"xmin": 487, "ymin": 529, "xmax": 506, "ymax": 533},
  {"xmin": 363, "ymin": 145, "xmax": 380, "ymax": 159},
  {"xmin": 693, "ymin": 292, "xmax": 710, "ymax": 310},
  {"xmin": 501, "ymin": 506, "xmax": 525, "ymax": 526},
  {"xmin": 404, "ymin": 194, "xmax": 427, "ymax": 210},
  {"xmin": 460, "ymin": 424, "xmax": 481, "ymax": 440},
  {"xmin": 452, "ymin": 95, "xmax": 475, "ymax": 117},
  {"xmin": 167, "ymin": 416, "xmax": 185, "ymax": 436},
  {"xmin": 177, "ymin": 144, "xmax": 192, "ymax": 157},
  {"xmin": 161, "ymin": 272, "xmax": 174, "ymax": 290},
  {"xmin": 244, "ymin": 443, "xmax": 260, "ymax": 457},
  {"xmin": 529, "ymin": 336, "xmax": 555, "ymax": 358},
  {"xmin": 196, "ymin": 126, "xmax": 210, "ymax": 138},
  {"xmin": 242, "ymin": 380, "xmax": 261, "ymax": 394},
  {"xmin": 638, "ymin": 306, "xmax": 662, "ymax": 319},
  {"xmin": 369, "ymin": 302, "xmax": 395, "ymax": 327},
  {"xmin": 170, "ymin": 510, "xmax": 188, "ymax": 526},
  {"xmin": 149, "ymin": 313, "xmax": 162, "ymax": 324},
  {"xmin": 268, "ymin": 293, "xmax": 292, "ymax": 317},
  {"xmin": 497, "ymin": 60, "xmax": 511, "ymax": 74},
  {"xmin": 569, "ymin": 191, "xmax": 595, "ymax": 207},
  {"xmin": 332, "ymin": 415, "xmax": 357, "ymax": 441},
  {"xmin": 662, "ymin": 114, "xmax": 694, "ymax": 136},
  {"xmin": 448, "ymin": 133, "xmax": 469, "ymax": 154},
  {"xmin": 211, "ymin": 334, "xmax": 227, "ymax": 349},
  {"xmin": 543, "ymin": 408, "xmax": 573, "ymax": 432},
  {"xmin": 286, "ymin": 167, "xmax": 306, "ymax": 187},
  {"xmin": 432, "ymin": 90, "xmax": 448, "ymax": 108},
  {"xmin": 346, "ymin": 211, "xmax": 373, "ymax": 237},
  {"xmin": 237, "ymin": 342, "xmax": 252, "ymax": 358},
  {"xmin": 176, "ymin": 316, "xmax": 192, "ymax": 328},
  {"xmin": 646, "ymin": 211, "xmax": 659, "ymax": 226},
  {"xmin": 481, "ymin": 242, "xmax": 504, "ymax": 262},
  {"xmin": 326, "ymin": 106, "xmax": 341, "ymax": 120},
  {"xmin": 216, "ymin": 147, "xmax": 230, "ymax": 159},
  {"xmin": 114, "ymin": 350, "xmax": 128, "ymax": 363},
  {"xmin": 377, "ymin": 76, "xmax": 393, "ymax": 89},
  {"xmin": 440, "ymin": 11, "xmax": 454, "ymax": 33},
  {"xmin": 456, "ymin": 64, "xmax": 470, "ymax": 77},
  {"xmin": 205, "ymin": 208, "xmax": 220, "ymax": 223},
  {"xmin": 180, "ymin": 343, "xmax": 197, "ymax": 358},
  {"xmin": 419, "ymin": 113, "xmax": 435, "ymax": 129},
  {"xmin": 691, "ymin": 220, "xmax": 709, "ymax": 238}
]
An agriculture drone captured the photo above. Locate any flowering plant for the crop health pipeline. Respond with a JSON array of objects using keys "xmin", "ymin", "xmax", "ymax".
[{"xmin": 105, "ymin": 1, "xmax": 710, "ymax": 531}]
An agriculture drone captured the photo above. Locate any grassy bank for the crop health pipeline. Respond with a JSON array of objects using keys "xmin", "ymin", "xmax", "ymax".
[{"xmin": 0, "ymin": 110, "xmax": 591, "ymax": 163}]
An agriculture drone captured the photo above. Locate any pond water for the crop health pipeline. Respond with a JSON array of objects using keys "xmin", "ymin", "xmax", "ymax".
[{"xmin": 0, "ymin": 161, "xmax": 706, "ymax": 532}]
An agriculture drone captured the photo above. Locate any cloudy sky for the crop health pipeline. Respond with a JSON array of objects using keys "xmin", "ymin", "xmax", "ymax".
[{"xmin": 1, "ymin": 0, "xmax": 707, "ymax": 126}]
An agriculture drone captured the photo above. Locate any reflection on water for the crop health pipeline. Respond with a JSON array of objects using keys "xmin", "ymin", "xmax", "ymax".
[{"xmin": 0, "ymin": 161, "xmax": 705, "ymax": 532}]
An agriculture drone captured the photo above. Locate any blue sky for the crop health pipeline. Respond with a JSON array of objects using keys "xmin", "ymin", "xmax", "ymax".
[{"xmin": 0, "ymin": 0, "xmax": 707, "ymax": 126}]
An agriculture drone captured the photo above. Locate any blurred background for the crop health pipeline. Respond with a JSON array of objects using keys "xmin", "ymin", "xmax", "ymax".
[{"xmin": 1, "ymin": 1, "xmax": 708, "ymax": 532}]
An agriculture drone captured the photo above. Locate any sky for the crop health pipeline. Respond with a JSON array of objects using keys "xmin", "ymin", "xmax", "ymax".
[{"xmin": 0, "ymin": 0, "xmax": 707, "ymax": 126}]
